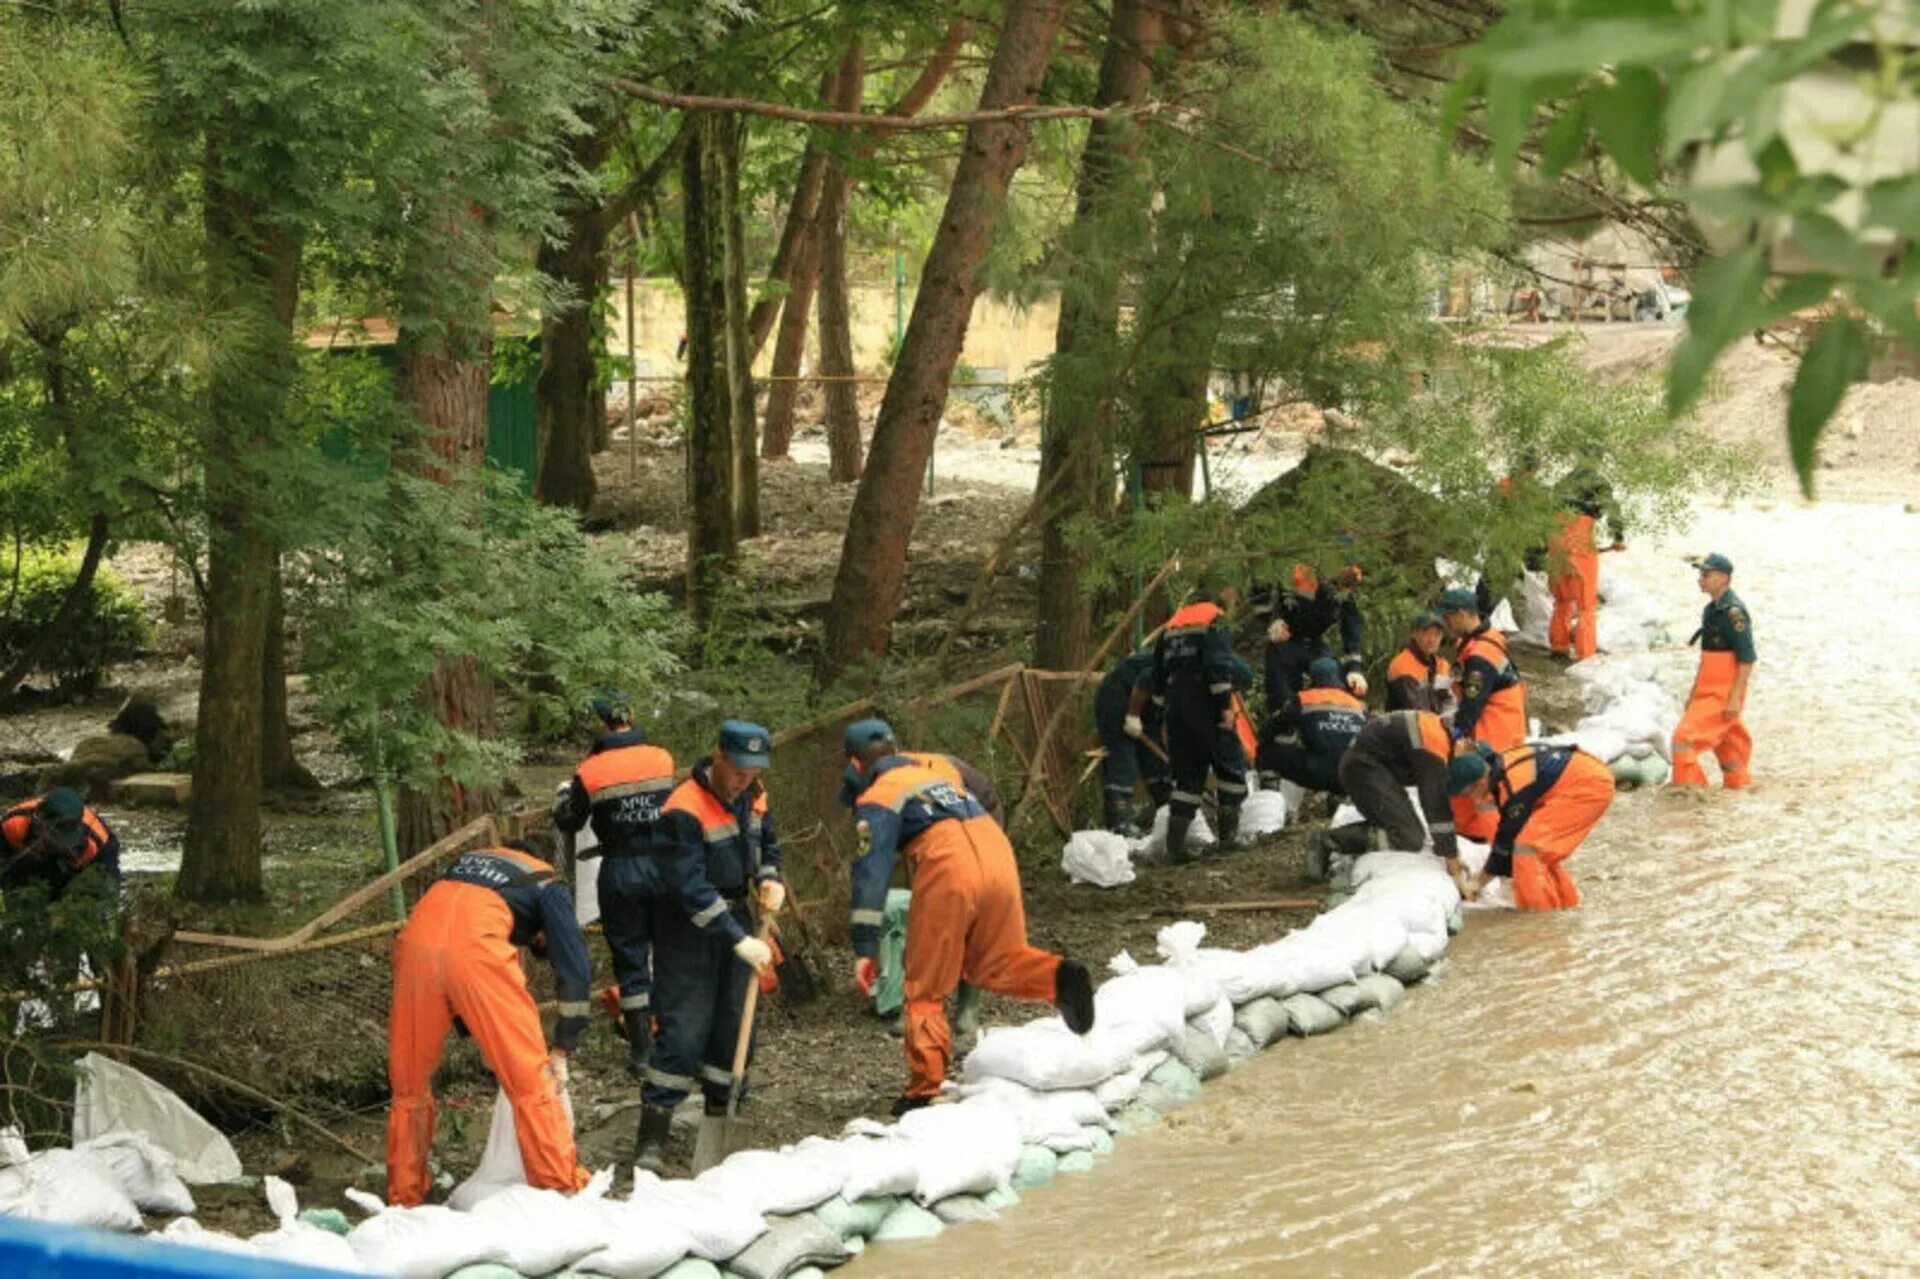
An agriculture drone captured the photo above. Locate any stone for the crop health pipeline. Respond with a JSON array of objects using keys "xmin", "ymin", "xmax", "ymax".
[
  {"xmin": 109, "ymin": 773, "xmax": 193, "ymax": 807},
  {"xmin": 106, "ymin": 693, "xmax": 169, "ymax": 755},
  {"xmin": 39, "ymin": 733, "xmax": 152, "ymax": 797}
]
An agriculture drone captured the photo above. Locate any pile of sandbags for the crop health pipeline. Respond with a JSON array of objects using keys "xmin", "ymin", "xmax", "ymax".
[{"xmin": 1551, "ymin": 651, "xmax": 1688, "ymax": 786}]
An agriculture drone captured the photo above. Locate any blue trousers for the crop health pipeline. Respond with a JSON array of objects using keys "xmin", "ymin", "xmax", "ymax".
[
  {"xmin": 640, "ymin": 897, "xmax": 755, "ymax": 1112},
  {"xmin": 597, "ymin": 854, "xmax": 662, "ymax": 1022}
]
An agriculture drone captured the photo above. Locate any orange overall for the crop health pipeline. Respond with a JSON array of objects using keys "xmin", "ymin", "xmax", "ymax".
[
  {"xmin": 386, "ymin": 848, "xmax": 589, "ymax": 1206},
  {"xmin": 1487, "ymin": 746, "xmax": 1614, "ymax": 911},
  {"xmin": 1672, "ymin": 652, "xmax": 1753, "ymax": 788},
  {"xmin": 1548, "ymin": 512, "xmax": 1600, "ymax": 661},
  {"xmin": 850, "ymin": 759, "xmax": 1061, "ymax": 1100},
  {"xmin": 1451, "ymin": 627, "xmax": 1528, "ymax": 841}
]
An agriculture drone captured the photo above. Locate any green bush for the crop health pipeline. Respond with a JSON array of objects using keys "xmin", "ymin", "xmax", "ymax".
[{"xmin": 0, "ymin": 553, "xmax": 150, "ymax": 694}]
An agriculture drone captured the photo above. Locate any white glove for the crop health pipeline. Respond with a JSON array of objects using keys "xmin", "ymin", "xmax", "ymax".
[
  {"xmin": 1123, "ymin": 715, "xmax": 1144, "ymax": 739},
  {"xmin": 1267, "ymin": 619, "xmax": 1291, "ymax": 644},
  {"xmin": 1346, "ymin": 673, "xmax": 1368, "ymax": 697},
  {"xmin": 758, "ymin": 879, "xmax": 786, "ymax": 914},
  {"xmin": 734, "ymin": 936, "xmax": 773, "ymax": 972}
]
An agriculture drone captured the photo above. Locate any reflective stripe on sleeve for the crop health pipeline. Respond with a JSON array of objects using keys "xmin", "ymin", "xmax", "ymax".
[
  {"xmin": 850, "ymin": 908, "xmax": 884, "ymax": 928},
  {"xmin": 691, "ymin": 899, "xmax": 729, "ymax": 928}
]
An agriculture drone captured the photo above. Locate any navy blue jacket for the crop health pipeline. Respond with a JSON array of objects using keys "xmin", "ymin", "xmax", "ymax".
[
  {"xmin": 437, "ymin": 847, "xmax": 593, "ymax": 1051},
  {"xmin": 653, "ymin": 761, "xmax": 782, "ymax": 946}
]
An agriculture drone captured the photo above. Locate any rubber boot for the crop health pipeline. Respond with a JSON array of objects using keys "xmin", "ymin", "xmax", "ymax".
[
  {"xmin": 1164, "ymin": 813, "xmax": 1194, "ymax": 865},
  {"xmin": 953, "ymin": 981, "xmax": 984, "ymax": 1038},
  {"xmin": 691, "ymin": 1110, "xmax": 729, "ymax": 1174},
  {"xmin": 1054, "ymin": 958, "xmax": 1095, "ymax": 1034},
  {"xmin": 1216, "ymin": 803, "xmax": 1242, "ymax": 850},
  {"xmin": 633, "ymin": 1104, "xmax": 672, "ymax": 1174}
]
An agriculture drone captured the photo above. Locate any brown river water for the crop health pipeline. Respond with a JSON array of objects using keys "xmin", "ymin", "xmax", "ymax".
[{"xmin": 854, "ymin": 501, "xmax": 1920, "ymax": 1277}]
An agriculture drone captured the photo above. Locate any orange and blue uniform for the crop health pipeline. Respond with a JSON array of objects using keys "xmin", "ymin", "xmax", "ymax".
[
  {"xmin": 1339, "ymin": 711, "xmax": 1459, "ymax": 858},
  {"xmin": 1258, "ymin": 671, "xmax": 1366, "ymax": 795},
  {"xmin": 1672, "ymin": 589, "xmax": 1755, "ymax": 788},
  {"xmin": 1480, "ymin": 744, "xmax": 1614, "ymax": 911},
  {"xmin": 1385, "ymin": 644, "xmax": 1453, "ymax": 719},
  {"xmin": 1, "ymin": 796, "xmax": 119, "ymax": 898},
  {"xmin": 1548, "ymin": 469, "xmax": 1625, "ymax": 662},
  {"xmin": 1258, "ymin": 563, "xmax": 1365, "ymax": 704},
  {"xmin": 851, "ymin": 756, "xmax": 1061, "ymax": 1099},
  {"xmin": 1149, "ymin": 601, "xmax": 1249, "ymax": 841},
  {"xmin": 386, "ymin": 845, "xmax": 592, "ymax": 1206},
  {"xmin": 1453, "ymin": 624, "xmax": 1527, "ymax": 750},
  {"xmin": 641, "ymin": 762, "xmax": 782, "ymax": 1112}
]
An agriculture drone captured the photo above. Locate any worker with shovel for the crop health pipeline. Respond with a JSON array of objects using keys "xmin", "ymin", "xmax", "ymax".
[
  {"xmin": 1094, "ymin": 649, "xmax": 1169, "ymax": 834},
  {"xmin": 634, "ymin": 721, "xmax": 783, "ymax": 1173},
  {"xmin": 848, "ymin": 752, "xmax": 1095, "ymax": 1116}
]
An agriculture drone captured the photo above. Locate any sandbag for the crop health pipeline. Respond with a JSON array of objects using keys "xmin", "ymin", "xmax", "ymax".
[
  {"xmin": 811, "ymin": 1194, "xmax": 897, "ymax": 1243},
  {"xmin": 77, "ymin": 1131, "xmax": 195, "ymax": 1216},
  {"xmin": 0, "ymin": 1147, "xmax": 143, "ymax": 1232},
  {"xmin": 874, "ymin": 888, "xmax": 913, "ymax": 1019},
  {"xmin": 1091, "ymin": 1049, "xmax": 1167, "ymax": 1111},
  {"xmin": 465, "ymin": 1176, "xmax": 613, "ymax": 1275},
  {"xmin": 1091, "ymin": 956, "xmax": 1189, "ymax": 1055},
  {"xmin": 1168, "ymin": 1024, "xmax": 1228, "ymax": 1082},
  {"xmin": 1061, "ymin": 830, "xmax": 1135, "ymax": 888},
  {"xmin": 1231, "ymin": 996, "xmax": 1290, "ymax": 1049},
  {"xmin": 574, "ymin": 1186, "xmax": 699, "ymax": 1278},
  {"xmin": 71, "ymin": 1053, "xmax": 242, "ymax": 1185},
  {"xmin": 836, "ymin": 1129, "xmax": 919, "ymax": 1202},
  {"xmin": 948, "ymin": 1079, "xmax": 1101, "ymax": 1153},
  {"xmin": 1136, "ymin": 1058, "xmax": 1202, "ymax": 1113},
  {"xmin": 1238, "ymin": 789, "xmax": 1288, "ymax": 840},
  {"xmin": 1012, "ymin": 1146, "xmax": 1057, "ymax": 1190},
  {"xmin": 697, "ymin": 1142, "xmax": 845, "ymax": 1217},
  {"xmin": 1355, "ymin": 973, "xmax": 1406, "ymax": 1012},
  {"xmin": 1281, "ymin": 992, "xmax": 1345, "ymax": 1036},
  {"xmin": 1085, "ymin": 1127, "xmax": 1115, "ymax": 1156},
  {"xmin": 449, "ymin": 1086, "xmax": 578, "ymax": 1210},
  {"xmin": 1384, "ymin": 944, "xmax": 1432, "ymax": 985},
  {"xmin": 929, "ymin": 1194, "xmax": 999, "ymax": 1225},
  {"xmin": 1057, "ymin": 1150, "xmax": 1097, "ymax": 1174},
  {"xmin": 893, "ymin": 1098, "xmax": 1021, "ymax": 1204},
  {"xmin": 962, "ymin": 1019, "xmax": 1135, "ymax": 1091},
  {"xmin": 1223, "ymin": 1027, "xmax": 1260, "ymax": 1067},
  {"xmin": 247, "ymin": 1176, "xmax": 363, "ymax": 1272},
  {"xmin": 1155, "ymin": 922, "xmax": 1229, "ymax": 1018},
  {"xmin": 344, "ymin": 1189, "xmax": 512, "ymax": 1279},
  {"xmin": 870, "ymin": 1200, "xmax": 945, "ymax": 1242},
  {"xmin": 726, "ymin": 1213, "xmax": 851, "ymax": 1279},
  {"xmin": 155, "ymin": 1217, "xmax": 257, "ymax": 1256},
  {"xmin": 1612, "ymin": 752, "xmax": 1669, "ymax": 787},
  {"xmin": 656, "ymin": 1260, "xmax": 724, "ymax": 1279},
  {"xmin": 1318, "ymin": 983, "xmax": 1375, "ymax": 1018},
  {"xmin": 1129, "ymin": 806, "xmax": 1216, "ymax": 860},
  {"xmin": 633, "ymin": 1172, "xmax": 769, "ymax": 1263}
]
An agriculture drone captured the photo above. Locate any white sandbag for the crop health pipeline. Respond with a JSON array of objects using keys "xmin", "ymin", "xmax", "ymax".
[
  {"xmin": 836, "ymin": 1129, "xmax": 920, "ymax": 1202},
  {"xmin": 696, "ymin": 1142, "xmax": 845, "ymax": 1217},
  {"xmin": 465, "ymin": 1172, "xmax": 614, "ymax": 1275},
  {"xmin": 344, "ymin": 1188, "xmax": 512, "ymax": 1279},
  {"xmin": 1168, "ymin": 1024, "xmax": 1228, "ymax": 1082},
  {"xmin": 1154, "ymin": 922, "xmax": 1229, "ymax": 1017},
  {"xmin": 1060, "ymin": 830, "xmax": 1135, "ymax": 889},
  {"xmin": 1128, "ymin": 806, "xmax": 1216, "ymax": 860},
  {"xmin": 1224, "ymin": 1027, "xmax": 1259, "ymax": 1067},
  {"xmin": 1193, "ymin": 995, "xmax": 1233, "ymax": 1051},
  {"xmin": 574, "ymin": 1181, "xmax": 699, "ymax": 1279},
  {"xmin": 1352, "ymin": 878, "xmax": 1455, "ymax": 938},
  {"xmin": 892, "ymin": 1098, "xmax": 1021, "ymax": 1204},
  {"xmin": 631, "ymin": 1172, "xmax": 769, "ymax": 1263},
  {"xmin": 1226, "ymin": 936, "xmax": 1356, "ymax": 1000},
  {"xmin": 727, "ymin": 1213, "xmax": 852, "ymax": 1279},
  {"xmin": 1348, "ymin": 851, "xmax": 1447, "ymax": 888},
  {"xmin": 1088, "ymin": 955, "xmax": 1189, "ymax": 1056},
  {"xmin": 962, "ymin": 1019, "xmax": 1133, "ymax": 1091},
  {"xmin": 1488, "ymin": 598, "xmax": 1519, "ymax": 634},
  {"xmin": 1515, "ymin": 570, "xmax": 1553, "ymax": 648},
  {"xmin": 448, "ymin": 1086, "xmax": 578, "ymax": 1210},
  {"xmin": 77, "ymin": 1131, "xmax": 195, "ymax": 1216},
  {"xmin": 71, "ymin": 1052, "xmax": 242, "ymax": 1185},
  {"xmin": 249, "ymin": 1177, "xmax": 364, "ymax": 1272},
  {"xmin": 1238, "ymin": 789, "xmax": 1288, "ymax": 839},
  {"xmin": 156, "ymin": 1217, "xmax": 258, "ymax": 1256},
  {"xmin": 0, "ymin": 1147, "xmax": 143, "ymax": 1232},
  {"xmin": 1305, "ymin": 901, "xmax": 1410, "ymax": 975},
  {"xmin": 1407, "ymin": 927, "xmax": 1451, "ymax": 961},
  {"xmin": 1328, "ymin": 799, "xmax": 1365, "ymax": 829},
  {"xmin": 1355, "ymin": 973, "xmax": 1407, "ymax": 1012},
  {"xmin": 1091, "ymin": 1050, "xmax": 1168, "ymax": 1111},
  {"xmin": 575, "ymin": 853, "xmax": 603, "ymax": 928},
  {"xmin": 948, "ymin": 1080, "xmax": 1100, "ymax": 1154}
]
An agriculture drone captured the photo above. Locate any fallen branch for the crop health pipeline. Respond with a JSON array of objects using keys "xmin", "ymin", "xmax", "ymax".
[{"xmin": 615, "ymin": 79, "xmax": 1138, "ymax": 132}]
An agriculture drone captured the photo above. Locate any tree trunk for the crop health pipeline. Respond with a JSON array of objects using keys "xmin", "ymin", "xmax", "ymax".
[
  {"xmin": 760, "ymin": 228, "xmax": 819, "ymax": 460},
  {"xmin": 260, "ymin": 556, "xmax": 317, "ymax": 791},
  {"xmin": 818, "ymin": 0, "xmax": 1069, "ymax": 680},
  {"xmin": 747, "ymin": 133, "xmax": 828, "ymax": 362},
  {"xmin": 1138, "ymin": 298, "xmax": 1220, "ymax": 505},
  {"xmin": 818, "ymin": 42, "xmax": 866, "ymax": 484},
  {"xmin": 719, "ymin": 115, "xmax": 760, "ymax": 537},
  {"xmin": 180, "ymin": 176, "xmax": 300, "ymax": 904},
  {"xmin": 533, "ymin": 197, "xmax": 609, "ymax": 513},
  {"xmin": 1034, "ymin": 0, "xmax": 1166, "ymax": 670},
  {"xmin": 683, "ymin": 114, "xmax": 737, "ymax": 623}
]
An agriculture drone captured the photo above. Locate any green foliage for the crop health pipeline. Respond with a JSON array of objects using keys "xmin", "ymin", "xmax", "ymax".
[
  {"xmin": 0, "ymin": 553, "xmax": 151, "ymax": 694},
  {"xmin": 1461, "ymin": 0, "xmax": 1920, "ymax": 493},
  {"xmin": 0, "ymin": 869, "xmax": 122, "ymax": 1026}
]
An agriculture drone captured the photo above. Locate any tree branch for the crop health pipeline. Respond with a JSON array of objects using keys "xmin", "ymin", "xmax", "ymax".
[{"xmin": 614, "ymin": 78, "xmax": 1134, "ymax": 131}]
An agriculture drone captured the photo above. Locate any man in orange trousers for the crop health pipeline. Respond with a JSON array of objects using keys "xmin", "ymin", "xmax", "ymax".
[
  {"xmin": 1447, "ymin": 744, "xmax": 1614, "ymax": 910},
  {"xmin": 847, "ymin": 752, "xmax": 1095, "ymax": 1115},
  {"xmin": 386, "ymin": 842, "xmax": 593, "ymax": 1205},
  {"xmin": 1671, "ymin": 552, "xmax": 1755, "ymax": 788},
  {"xmin": 1547, "ymin": 467, "xmax": 1627, "ymax": 663}
]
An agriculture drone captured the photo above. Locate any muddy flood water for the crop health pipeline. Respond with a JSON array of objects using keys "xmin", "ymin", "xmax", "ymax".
[{"xmin": 855, "ymin": 500, "xmax": 1920, "ymax": 1277}]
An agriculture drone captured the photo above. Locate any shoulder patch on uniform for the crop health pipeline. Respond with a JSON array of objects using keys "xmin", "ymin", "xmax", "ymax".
[{"xmin": 1730, "ymin": 608, "xmax": 1748, "ymax": 631}]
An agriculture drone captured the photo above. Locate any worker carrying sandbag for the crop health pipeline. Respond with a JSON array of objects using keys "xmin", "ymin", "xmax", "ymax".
[
  {"xmin": 552, "ymin": 691, "xmax": 675, "ymax": 1081},
  {"xmin": 1547, "ymin": 466, "xmax": 1627, "ymax": 664},
  {"xmin": 1322, "ymin": 710, "xmax": 1462, "ymax": 878},
  {"xmin": 847, "ymin": 752, "xmax": 1094, "ymax": 1116},
  {"xmin": 2, "ymin": 786, "xmax": 120, "ymax": 900},
  {"xmin": 1257, "ymin": 658, "xmax": 1366, "ymax": 799},
  {"xmin": 1385, "ymin": 611, "xmax": 1455, "ymax": 720},
  {"xmin": 1671, "ymin": 553, "xmax": 1754, "ymax": 789},
  {"xmin": 1447, "ymin": 743, "xmax": 1614, "ymax": 910},
  {"xmin": 386, "ymin": 841, "xmax": 592, "ymax": 1206},
  {"xmin": 1438, "ymin": 587, "xmax": 1528, "ymax": 752},
  {"xmin": 634, "ymin": 721, "xmax": 783, "ymax": 1174},
  {"xmin": 1134, "ymin": 584, "xmax": 1249, "ymax": 862},
  {"xmin": 1254, "ymin": 561, "xmax": 1367, "ymax": 706},
  {"xmin": 1092, "ymin": 650, "xmax": 1169, "ymax": 835}
]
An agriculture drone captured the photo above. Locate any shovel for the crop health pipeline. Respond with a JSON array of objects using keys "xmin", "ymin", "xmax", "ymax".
[{"xmin": 697, "ymin": 913, "xmax": 775, "ymax": 1171}]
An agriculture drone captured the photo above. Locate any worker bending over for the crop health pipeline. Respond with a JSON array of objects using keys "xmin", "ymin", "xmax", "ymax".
[
  {"xmin": 386, "ymin": 841, "xmax": 591, "ymax": 1206},
  {"xmin": 849, "ymin": 753, "xmax": 1093, "ymax": 1115},
  {"xmin": 552, "ymin": 691, "xmax": 675, "ymax": 1082},
  {"xmin": 840, "ymin": 718, "xmax": 1003, "ymax": 827},
  {"xmin": 1257, "ymin": 657, "xmax": 1366, "ymax": 801},
  {"xmin": 1671, "ymin": 553, "xmax": 1754, "ymax": 789},
  {"xmin": 635, "ymin": 722, "xmax": 783, "ymax": 1173},
  {"xmin": 1547, "ymin": 466, "xmax": 1627, "ymax": 663},
  {"xmin": 1385, "ymin": 612, "xmax": 1454, "ymax": 719},
  {"xmin": 1323, "ymin": 711, "xmax": 1462, "ymax": 880},
  {"xmin": 1135, "ymin": 586, "xmax": 1249, "ymax": 862},
  {"xmin": 1257, "ymin": 562, "xmax": 1367, "ymax": 705},
  {"xmin": 1447, "ymin": 743, "xmax": 1613, "ymax": 910},
  {"xmin": 1095, "ymin": 650, "xmax": 1168, "ymax": 834},
  {"xmin": 2, "ymin": 786, "xmax": 120, "ymax": 900}
]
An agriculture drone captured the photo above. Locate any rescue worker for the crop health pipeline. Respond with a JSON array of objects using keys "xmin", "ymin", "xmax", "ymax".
[
  {"xmin": 1439, "ymin": 587, "xmax": 1528, "ymax": 751},
  {"xmin": 1384, "ymin": 612, "xmax": 1455, "ymax": 719},
  {"xmin": 552, "ymin": 692, "xmax": 675, "ymax": 1085},
  {"xmin": 1446, "ymin": 741, "xmax": 1614, "ymax": 910},
  {"xmin": 1257, "ymin": 562, "xmax": 1367, "ymax": 706},
  {"xmin": 1093, "ymin": 649, "xmax": 1168, "ymax": 834},
  {"xmin": 386, "ymin": 840, "xmax": 592, "ymax": 1206},
  {"xmin": 1257, "ymin": 657, "xmax": 1367, "ymax": 800},
  {"xmin": 848, "ymin": 751, "xmax": 1094, "ymax": 1115},
  {"xmin": 1132, "ymin": 586, "xmax": 1249, "ymax": 863},
  {"xmin": 1671, "ymin": 552, "xmax": 1755, "ymax": 789},
  {"xmin": 1, "ymin": 787, "xmax": 120, "ymax": 899},
  {"xmin": 1547, "ymin": 466, "xmax": 1627, "ymax": 663},
  {"xmin": 839, "ymin": 719, "xmax": 1004, "ymax": 828},
  {"xmin": 635, "ymin": 722, "xmax": 783, "ymax": 1174},
  {"xmin": 1325, "ymin": 710, "xmax": 1462, "ymax": 880}
]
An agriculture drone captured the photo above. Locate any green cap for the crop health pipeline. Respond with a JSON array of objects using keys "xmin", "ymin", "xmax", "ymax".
[
  {"xmin": 1446, "ymin": 750, "xmax": 1490, "ymax": 796},
  {"xmin": 1437, "ymin": 587, "xmax": 1479, "ymax": 615},
  {"xmin": 1692, "ymin": 552, "xmax": 1733, "ymax": 575},
  {"xmin": 842, "ymin": 718, "xmax": 895, "ymax": 757},
  {"xmin": 589, "ymin": 689, "xmax": 632, "ymax": 727},
  {"xmin": 720, "ymin": 720, "xmax": 772, "ymax": 769},
  {"xmin": 1307, "ymin": 657, "xmax": 1343, "ymax": 688},
  {"xmin": 36, "ymin": 787, "xmax": 87, "ymax": 852},
  {"xmin": 1411, "ymin": 611, "xmax": 1443, "ymax": 632}
]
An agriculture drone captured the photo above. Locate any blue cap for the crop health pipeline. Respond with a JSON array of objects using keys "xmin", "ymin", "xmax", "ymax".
[
  {"xmin": 719, "ymin": 720, "xmax": 772, "ymax": 769},
  {"xmin": 37, "ymin": 787, "xmax": 87, "ymax": 851},
  {"xmin": 1306, "ymin": 657, "xmax": 1343, "ymax": 688},
  {"xmin": 588, "ymin": 689, "xmax": 632, "ymax": 727},
  {"xmin": 1411, "ymin": 611, "xmax": 1443, "ymax": 632},
  {"xmin": 1446, "ymin": 749, "xmax": 1491, "ymax": 796},
  {"xmin": 1437, "ymin": 587, "xmax": 1479, "ymax": 614},
  {"xmin": 843, "ymin": 718, "xmax": 895, "ymax": 757},
  {"xmin": 1692, "ymin": 552, "xmax": 1733, "ymax": 575}
]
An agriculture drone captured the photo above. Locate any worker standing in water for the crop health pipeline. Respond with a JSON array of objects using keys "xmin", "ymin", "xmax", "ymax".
[{"xmin": 1671, "ymin": 553, "xmax": 1755, "ymax": 789}]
